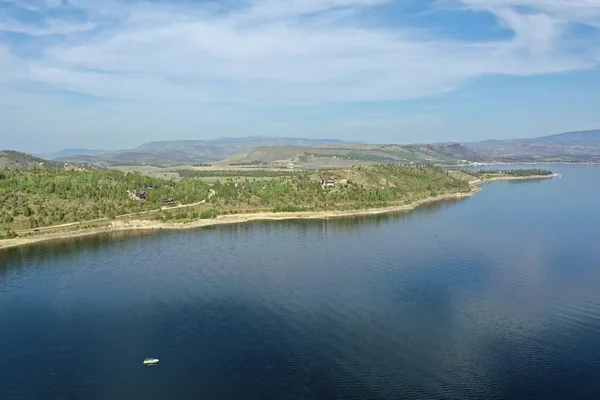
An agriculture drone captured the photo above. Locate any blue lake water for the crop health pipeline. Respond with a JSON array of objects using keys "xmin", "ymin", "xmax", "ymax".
[{"xmin": 1, "ymin": 164, "xmax": 600, "ymax": 399}]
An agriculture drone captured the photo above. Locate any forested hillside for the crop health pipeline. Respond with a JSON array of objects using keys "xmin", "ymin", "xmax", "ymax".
[
  {"xmin": 0, "ymin": 150, "xmax": 101, "ymax": 171},
  {"xmin": 153, "ymin": 164, "xmax": 473, "ymax": 221},
  {"xmin": 0, "ymin": 169, "xmax": 210, "ymax": 229},
  {"xmin": 1, "ymin": 163, "xmax": 560, "ymax": 236},
  {"xmin": 1, "ymin": 165, "xmax": 473, "ymax": 231},
  {"xmin": 0, "ymin": 150, "xmax": 67, "ymax": 170}
]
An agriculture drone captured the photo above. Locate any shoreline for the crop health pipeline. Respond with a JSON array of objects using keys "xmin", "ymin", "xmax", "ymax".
[{"xmin": 0, "ymin": 174, "xmax": 556, "ymax": 250}]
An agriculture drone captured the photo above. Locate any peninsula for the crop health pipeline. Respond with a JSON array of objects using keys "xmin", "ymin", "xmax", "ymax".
[{"xmin": 0, "ymin": 160, "xmax": 556, "ymax": 249}]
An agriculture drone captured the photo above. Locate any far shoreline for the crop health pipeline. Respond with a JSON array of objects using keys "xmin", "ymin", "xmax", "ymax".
[{"xmin": 0, "ymin": 174, "xmax": 558, "ymax": 251}]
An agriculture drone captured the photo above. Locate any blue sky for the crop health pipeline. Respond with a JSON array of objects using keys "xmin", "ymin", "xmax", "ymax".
[{"xmin": 1, "ymin": 0, "xmax": 599, "ymax": 152}]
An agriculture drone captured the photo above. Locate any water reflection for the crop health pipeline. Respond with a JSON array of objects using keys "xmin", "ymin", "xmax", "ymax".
[
  {"xmin": 1, "ymin": 166, "xmax": 600, "ymax": 399},
  {"xmin": 222, "ymin": 196, "xmax": 470, "ymax": 237},
  {"xmin": 0, "ymin": 230, "xmax": 160, "ymax": 276},
  {"xmin": 1, "ymin": 194, "xmax": 470, "ymax": 271}
]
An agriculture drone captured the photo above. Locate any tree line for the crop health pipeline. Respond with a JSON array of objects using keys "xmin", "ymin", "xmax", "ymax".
[{"xmin": 467, "ymin": 168, "xmax": 553, "ymax": 177}]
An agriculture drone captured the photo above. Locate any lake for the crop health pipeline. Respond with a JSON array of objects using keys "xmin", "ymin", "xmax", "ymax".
[{"xmin": 1, "ymin": 164, "xmax": 600, "ymax": 399}]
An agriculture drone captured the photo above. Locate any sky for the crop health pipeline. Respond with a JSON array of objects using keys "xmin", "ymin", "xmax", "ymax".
[{"xmin": 1, "ymin": 0, "xmax": 599, "ymax": 152}]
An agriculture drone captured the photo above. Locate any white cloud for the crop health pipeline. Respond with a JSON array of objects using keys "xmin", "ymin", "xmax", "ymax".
[
  {"xmin": 0, "ymin": 0, "xmax": 599, "ymax": 149},
  {"xmin": 0, "ymin": 0, "xmax": 598, "ymax": 106}
]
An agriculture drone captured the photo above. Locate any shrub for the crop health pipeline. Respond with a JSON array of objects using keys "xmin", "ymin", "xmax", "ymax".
[
  {"xmin": 273, "ymin": 204, "xmax": 305, "ymax": 212},
  {"xmin": 199, "ymin": 209, "xmax": 218, "ymax": 219}
]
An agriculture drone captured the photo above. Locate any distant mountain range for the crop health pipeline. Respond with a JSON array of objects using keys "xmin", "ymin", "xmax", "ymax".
[
  {"xmin": 50, "ymin": 136, "xmax": 365, "ymax": 165},
  {"xmin": 464, "ymin": 129, "xmax": 600, "ymax": 163},
  {"xmin": 27, "ymin": 129, "xmax": 600, "ymax": 167},
  {"xmin": 218, "ymin": 129, "xmax": 600, "ymax": 167}
]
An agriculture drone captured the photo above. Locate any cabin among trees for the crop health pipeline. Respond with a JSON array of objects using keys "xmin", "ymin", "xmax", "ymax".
[
  {"xmin": 321, "ymin": 178, "xmax": 335, "ymax": 188},
  {"xmin": 129, "ymin": 189, "xmax": 147, "ymax": 200}
]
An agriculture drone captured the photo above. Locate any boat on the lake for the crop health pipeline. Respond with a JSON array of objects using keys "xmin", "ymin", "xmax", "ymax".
[{"xmin": 143, "ymin": 357, "xmax": 159, "ymax": 366}]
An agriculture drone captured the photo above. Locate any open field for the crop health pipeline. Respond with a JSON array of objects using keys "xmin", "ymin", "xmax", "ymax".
[{"xmin": 108, "ymin": 165, "xmax": 182, "ymax": 180}]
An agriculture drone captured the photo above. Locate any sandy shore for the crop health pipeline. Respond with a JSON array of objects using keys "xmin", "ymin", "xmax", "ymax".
[
  {"xmin": 0, "ymin": 174, "xmax": 556, "ymax": 250},
  {"xmin": 0, "ymin": 190, "xmax": 478, "ymax": 250}
]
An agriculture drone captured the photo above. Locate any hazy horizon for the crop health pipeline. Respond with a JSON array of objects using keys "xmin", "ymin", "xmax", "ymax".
[
  {"xmin": 4, "ymin": 128, "xmax": 600, "ymax": 157},
  {"xmin": 0, "ymin": 127, "xmax": 588, "ymax": 156},
  {"xmin": 1, "ymin": 0, "xmax": 599, "ymax": 153}
]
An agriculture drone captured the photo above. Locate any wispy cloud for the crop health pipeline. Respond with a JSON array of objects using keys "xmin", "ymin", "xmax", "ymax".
[
  {"xmin": 0, "ymin": 19, "xmax": 95, "ymax": 36},
  {"xmin": 1, "ymin": 0, "xmax": 68, "ymax": 13},
  {"xmin": 0, "ymin": 0, "xmax": 598, "ymax": 106},
  {"xmin": 0, "ymin": 0, "xmax": 599, "ymax": 149}
]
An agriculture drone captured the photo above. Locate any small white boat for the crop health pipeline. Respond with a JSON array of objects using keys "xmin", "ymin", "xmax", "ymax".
[{"xmin": 143, "ymin": 357, "xmax": 159, "ymax": 366}]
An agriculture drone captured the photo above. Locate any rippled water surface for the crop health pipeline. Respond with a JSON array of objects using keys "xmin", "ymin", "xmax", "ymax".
[{"xmin": 1, "ymin": 164, "xmax": 600, "ymax": 399}]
